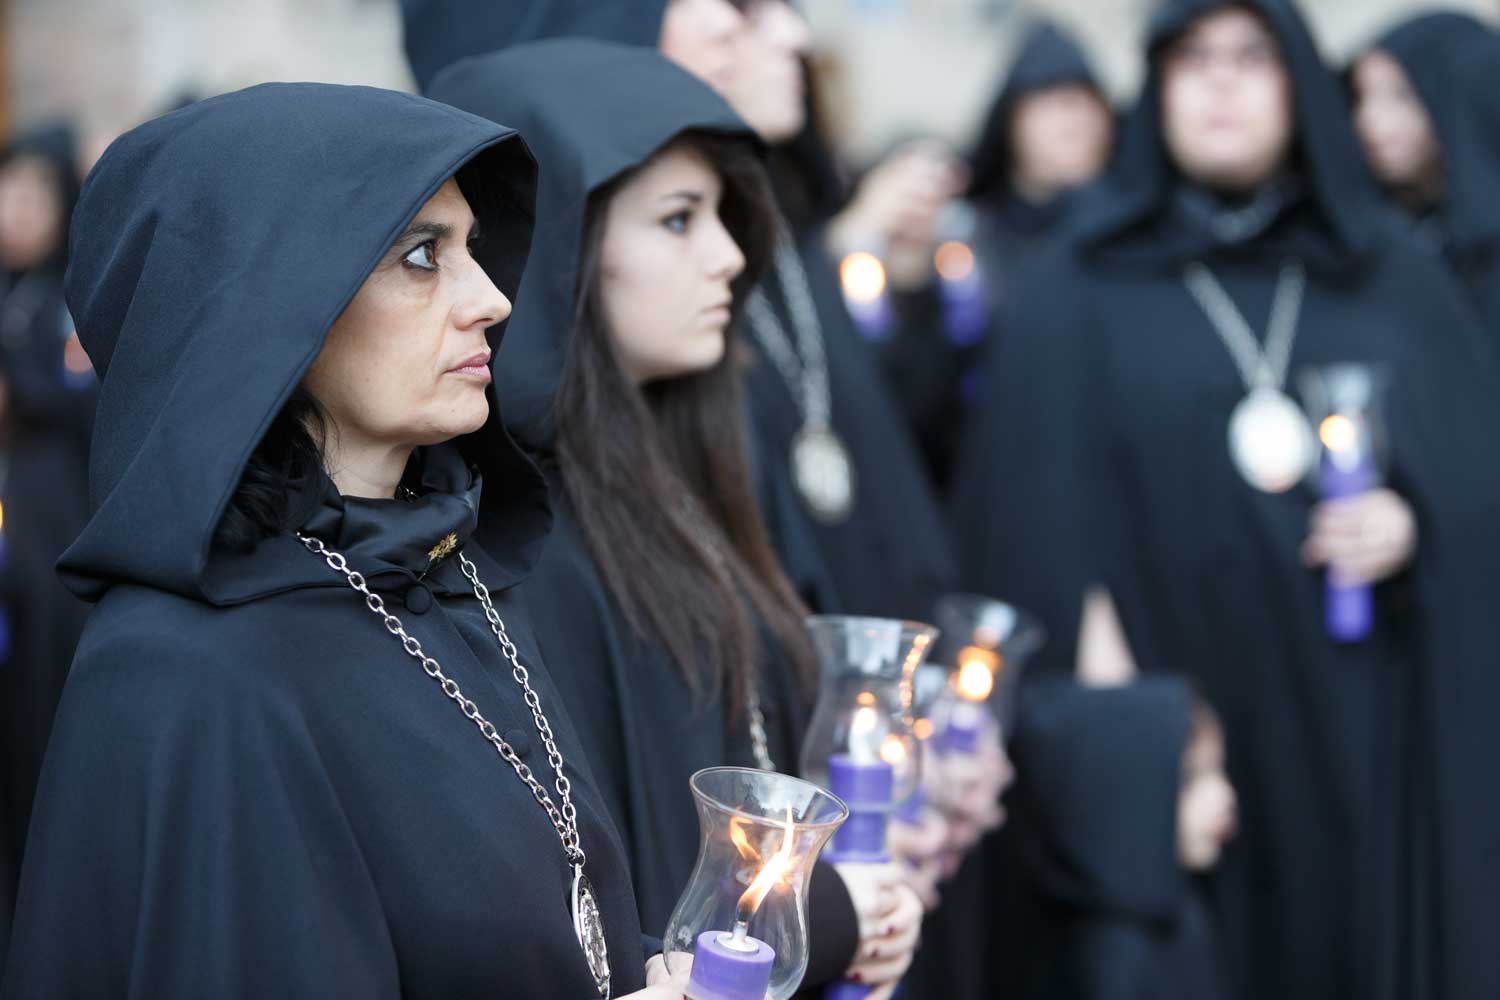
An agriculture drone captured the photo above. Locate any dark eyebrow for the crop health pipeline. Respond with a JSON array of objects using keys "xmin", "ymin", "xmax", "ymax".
[
  {"xmin": 658, "ymin": 190, "xmax": 704, "ymax": 206},
  {"xmin": 395, "ymin": 217, "xmax": 482, "ymax": 246}
]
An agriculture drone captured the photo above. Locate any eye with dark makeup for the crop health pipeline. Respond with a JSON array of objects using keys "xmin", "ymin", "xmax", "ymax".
[{"xmin": 662, "ymin": 209, "xmax": 693, "ymax": 234}]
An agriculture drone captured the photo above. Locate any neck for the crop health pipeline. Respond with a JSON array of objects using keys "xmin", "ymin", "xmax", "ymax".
[
  {"xmin": 1009, "ymin": 170, "xmax": 1061, "ymax": 207},
  {"xmin": 318, "ymin": 429, "xmax": 414, "ymax": 499}
]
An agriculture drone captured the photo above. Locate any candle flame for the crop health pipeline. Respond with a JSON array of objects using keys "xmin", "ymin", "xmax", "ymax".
[
  {"xmin": 851, "ymin": 704, "xmax": 880, "ymax": 736},
  {"xmin": 879, "ymin": 734, "xmax": 908, "ymax": 765},
  {"xmin": 960, "ymin": 656, "xmax": 996, "ymax": 704},
  {"xmin": 729, "ymin": 817, "xmax": 760, "ymax": 863},
  {"xmin": 736, "ymin": 805, "xmax": 796, "ymax": 924},
  {"xmin": 1319, "ymin": 414, "xmax": 1358, "ymax": 454},
  {"xmin": 840, "ymin": 252, "xmax": 887, "ymax": 304},
  {"xmin": 934, "ymin": 241, "xmax": 975, "ymax": 282}
]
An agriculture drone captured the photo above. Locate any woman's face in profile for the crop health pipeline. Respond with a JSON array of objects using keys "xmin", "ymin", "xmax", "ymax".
[
  {"xmin": 1351, "ymin": 50, "xmax": 1441, "ymax": 190},
  {"xmin": 597, "ymin": 140, "xmax": 746, "ymax": 385},
  {"xmin": 304, "ymin": 178, "xmax": 510, "ymax": 455}
]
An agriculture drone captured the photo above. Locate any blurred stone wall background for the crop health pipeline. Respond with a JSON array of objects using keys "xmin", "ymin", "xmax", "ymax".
[{"xmin": 9, "ymin": 0, "xmax": 1499, "ymax": 167}]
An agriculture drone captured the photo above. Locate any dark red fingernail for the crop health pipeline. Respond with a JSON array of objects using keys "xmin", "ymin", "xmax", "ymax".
[{"xmin": 849, "ymin": 972, "xmax": 863, "ymax": 983}]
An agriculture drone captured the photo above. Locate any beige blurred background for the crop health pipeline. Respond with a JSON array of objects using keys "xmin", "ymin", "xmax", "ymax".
[{"xmin": 9, "ymin": 0, "xmax": 1500, "ymax": 166}]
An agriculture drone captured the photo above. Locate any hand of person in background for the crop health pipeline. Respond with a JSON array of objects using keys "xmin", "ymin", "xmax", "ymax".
[
  {"xmin": 887, "ymin": 803, "xmax": 949, "ymax": 909},
  {"xmin": 825, "ymin": 139, "xmax": 968, "ymax": 291},
  {"xmin": 1302, "ymin": 488, "xmax": 1417, "ymax": 584},
  {"xmin": 1075, "ymin": 586, "xmax": 1138, "ymax": 688},
  {"xmin": 835, "ymin": 861, "xmax": 925, "ymax": 995},
  {"xmin": 636, "ymin": 953, "xmax": 692, "ymax": 997},
  {"xmin": 932, "ymin": 729, "xmax": 1010, "ymax": 878}
]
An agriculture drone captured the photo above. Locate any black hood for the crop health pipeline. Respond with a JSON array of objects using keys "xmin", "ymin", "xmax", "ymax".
[
  {"xmin": 968, "ymin": 21, "xmax": 1105, "ymax": 201},
  {"xmin": 3, "ymin": 120, "xmax": 80, "ymax": 273},
  {"xmin": 427, "ymin": 38, "xmax": 757, "ymax": 453},
  {"xmin": 1363, "ymin": 11, "xmax": 1500, "ymax": 253},
  {"xmin": 1076, "ymin": 0, "xmax": 1384, "ymax": 270},
  {"xmin": 402, "ymin": 0, "xmax": 667, "ymax": 91},
  {"xmin": 58, "ymin": 82, "xmax": 546, "ymax": 603}
]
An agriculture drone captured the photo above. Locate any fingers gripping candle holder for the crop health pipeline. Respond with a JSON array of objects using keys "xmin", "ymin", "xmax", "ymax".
[
  {"xmin": 1299, "ymin": 364, "xmax": 1389, "ymax": 643},
  {"xmin": 798, "ymin": 616, "xmax": 938, "ymax": 999},
  {"xmin": 929, "ymin": 594, "xmax": 1046, "ymax": 754},
  {"xmin": 665, "ymin": 768, "xmax": 848, "ymax": 1000}
]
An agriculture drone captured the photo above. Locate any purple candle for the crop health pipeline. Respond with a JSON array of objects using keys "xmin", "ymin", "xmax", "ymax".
[
  {"xmin": 1319, "ymin": 420, "xmax": 1379, "ymax": 643},
  {"xmin": 935, "ymin": 241, "xmax": 987, "ymax": 347},
  {"xmin": 893, "ymin": 783, "xmax": 927, "ymax": 825},
  {"xmin": 686, "ymin": 929, "xmax": 775, "ymax": 1000},
  {"xmin": 936, "ymin": 700, "xmax": 990, "ymax": 755},
  {"xmin": 824, "ymin": 753, "xmax": 894, "ymax": 863}
]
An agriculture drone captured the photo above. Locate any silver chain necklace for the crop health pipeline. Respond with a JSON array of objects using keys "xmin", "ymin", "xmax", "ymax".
[
  {"xmin": 745, "ymin": 239, "xmax": 856, "ymax": 524},
  {"xmin": 678, "ymin": 497, "xmax": 775, "ymax": 771},
  {"xmin": 299, "ymin": 534, "xmax": 611, "ymax": 998},
  {"xmin": 1183, "ymin": 259, "xmax": 1315, "ymax": 494}
]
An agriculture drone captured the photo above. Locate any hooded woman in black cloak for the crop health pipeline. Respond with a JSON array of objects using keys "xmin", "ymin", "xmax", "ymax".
[
  {"xmin": 402, "ymin": 0, "xmax": 958, "ymax": 625},
  {"xmin": 0, "ymin": 120, "xmax": 95, "ymax": 942},
  {"xmin": 426, "ymin": 39, "xmax": 925, "ymax": 996},
  {"xmin": 953, "ymin": 2, "xmax": 1500, "ymax": 998},
  {"xmin": 858, "ymin": 21, "xmax": 1115, "ymax": 491},
  {"xmin": 1350, "ymin": 12, "xmax": 1500, "ymax": 336},
  {"xmin": 0, "ymin": 82, "xmax": 695, "ymax": 1000}
]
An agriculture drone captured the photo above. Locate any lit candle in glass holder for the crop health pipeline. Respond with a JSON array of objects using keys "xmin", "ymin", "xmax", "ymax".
[
  {"xmin": 839, "ymin": 250, "xmax": 894, "ymax": 341},
  {"xmin": 1300, "ymin": 364, "xmax": 1388, "ymax": 643},
  {"xmin": 666, "ymin": 768, "xmax": 848, "ymax": 1000}
]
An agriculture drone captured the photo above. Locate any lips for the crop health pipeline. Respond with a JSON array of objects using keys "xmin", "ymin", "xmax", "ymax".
[{"xmin": 447, "ymin": 351, "xmax": 492, "ymax": 380}]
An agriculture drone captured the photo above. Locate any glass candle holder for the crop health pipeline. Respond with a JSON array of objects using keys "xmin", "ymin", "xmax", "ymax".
[{"xmin": 664, "ymin": 767, "xmax": 848, "ymax": 1000}]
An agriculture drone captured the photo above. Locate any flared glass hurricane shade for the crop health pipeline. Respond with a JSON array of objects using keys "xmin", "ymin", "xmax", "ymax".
[
  {"xmin": 931, "ymin": 594, "xmax": 1046, "ymax": 737},
  {"xmin": 1298, "ymin": 363, "xmax": 1390, "ymax": 484},
  {"xmin": 799, "ymin": 616, "xmax": 939, "ymax": 806},
  {"xmin": 663, "ymin": 768, "xmax": 848, "ymax": 999}
]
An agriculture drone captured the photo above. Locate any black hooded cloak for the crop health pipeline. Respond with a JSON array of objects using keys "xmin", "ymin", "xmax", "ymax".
[
  {"xmin": 868, "ymin": 22, "xmax": 1111, "ymax": 491},
  {"xmin": 1357, "ymin": 13, "xmax": 1500, "ymax": 335},
  {"xmin": 401, "ymin": 0, "xmax": 957, "ymax": 624},
  {"xmin": 0, "ymin": 83, "xmax": 649, "ymax": 998},
  {"xmin": 426, "ymin": 40, "xmax": 860, "ymax": 988},
  {"xmin": 952, "ymin": 2, "xmax": 1500, "ymax": 998}
]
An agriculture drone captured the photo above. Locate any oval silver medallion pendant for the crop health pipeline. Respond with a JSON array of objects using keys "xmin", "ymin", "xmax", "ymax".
[
  {"xmin": 792, "ymin": 425, "xmax": 855, "ymax": 524},
  {"xmin": 572, "ymin": 867, "xmax": 611, "ymax": 998},
  {"xmin": 1227, "ymin": 388, "xmax": 1314, "ymax": 494}
]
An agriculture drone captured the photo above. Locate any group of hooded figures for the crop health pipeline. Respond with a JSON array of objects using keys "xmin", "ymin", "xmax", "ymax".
[{"xmin": 2, "ymin": 0, "xmax": 1500, "ymax": 998}]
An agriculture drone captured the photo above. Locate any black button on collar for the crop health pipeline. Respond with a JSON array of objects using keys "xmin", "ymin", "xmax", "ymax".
[
  {"xmin": 403, "ymin": 583, "xmax": 434, "ymax": 615},
  {"xmin": 503, "ymin": 728, "xmax": 531, "ymax": 757}
]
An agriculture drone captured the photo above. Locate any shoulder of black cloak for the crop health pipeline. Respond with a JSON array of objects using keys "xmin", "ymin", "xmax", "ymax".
[
  {"xmin": 1445, "ymin": 33, "xmax": 1500, "ymax": 255},
  {"xmin": 54, "ymin": 83, "xmax": 548, "ymax": 606},
  {"xmin": 1, "ymin": 593, "xmax": 401, "ymax": 996},
  {"xmin": 1076, "ymin": 0, "xmax": 1385, "ymax": 270},
  {"xmin": 1009, "ymin": 675, "xmax": 1191, "ymax": 919},
  {"xmin": 401, "ymin": 0, "xmax": 667, "ymax": 91},
  {"xmin": 426, "ymin": 39, "xmax": 756, "ymax": 454},
  {"xmin": 950, "ymin": 234, "xmax": 1102, "ymax": 670},
  {"xmin": 968, "ymin": 21, "xmax": 1105, "ymax": 202}
]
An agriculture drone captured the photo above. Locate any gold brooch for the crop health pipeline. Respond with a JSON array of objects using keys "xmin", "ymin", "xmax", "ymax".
[{"xmin": 427, "ymin": 532, "xmax": 458, "ymax": 564}]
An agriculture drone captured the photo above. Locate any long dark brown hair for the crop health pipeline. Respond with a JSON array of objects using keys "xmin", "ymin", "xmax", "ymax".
[{"xmin": 555, "ymin": 132, "xmax": 816, "ymax": 721}]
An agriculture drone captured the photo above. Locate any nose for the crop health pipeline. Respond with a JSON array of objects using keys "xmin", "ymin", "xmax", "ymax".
[
  {"xmin": 704, "ymin": 213, "xmax": 746, "ymax": 282},
  {"xmin": 761, "ymin": 1, "xmax": 812, "ymax": 55},
  {"xmin": 454, "ymin": 255, "xmax": 511, "ymax": 332}
]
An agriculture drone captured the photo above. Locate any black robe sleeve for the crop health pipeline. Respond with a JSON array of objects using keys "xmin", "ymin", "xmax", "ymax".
[
  {"xmin": 1008, "ymin": 676, "xmax": 1226, "ymax": 1000},
  {"xmin": 3, "ymin": 631, "xmax": 402, "ymax": 998}
]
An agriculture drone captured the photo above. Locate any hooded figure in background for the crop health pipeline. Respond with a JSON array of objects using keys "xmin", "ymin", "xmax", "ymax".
[
  {"xmin": 425, "ymin": 40, "xmax": 895, "ymax": 991},
  {"xmin": 953, "ymin": 1, "xmax": 1500, "ymax": 998},
  {"xmin": 860, "ymin": 21, "xmax": 1115, "ymax": 491},
  {"xmin": 0, "ymin": 121, "xmax": 94, "ymax": 940},
  {"xmin": 1, "ymin": 83, "xmax": 657, "ymax": 998},
  {"xmin": 1349, "ymin": 12, "xmax": 1500, "ymax": 337},
  {"xmin": 402, "ymin": 0, "xmax": 958, "ymax": 624}
]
